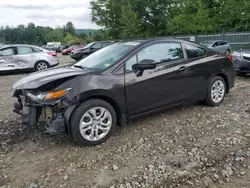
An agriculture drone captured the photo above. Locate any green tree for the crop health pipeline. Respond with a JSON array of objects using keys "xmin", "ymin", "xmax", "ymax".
[
  {"xmin": 64, "ymin": 21, "xmax": 75, "ymax": 35},
  {"xmin": 218, "ymin": 0, "xmax": 250, "ymax": 32},
  {"xmin": 119, "ymin": 4, "xmax": 142, "ymax": 38},
  {"xmin": 64, "ymin": 33, "xmax": 82, "ymax": 45},
  {"xmin": 91, "ymin": 0, "xmax": 126, "ymax": 38},
  {"xmin": 167, "ymin": 0, "xmax": 216, "ymax": 34}
]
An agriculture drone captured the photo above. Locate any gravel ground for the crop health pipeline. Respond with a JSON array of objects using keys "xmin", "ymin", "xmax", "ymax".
[{"xmin": 0, "ymin": 58, "xmax": 250, "ymax": 188}]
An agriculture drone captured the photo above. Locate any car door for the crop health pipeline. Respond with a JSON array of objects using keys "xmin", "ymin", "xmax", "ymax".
[
  {"xmin": 216, "ymin": 41, "xmax": 227, "ymax": 53},
  {"xmin": 212, "ymin": 42, "xmax": 220, "ymax": 52},
  {"xmin": 220, "ymin": 41, "xmax": 229, "ymax": 53},
  {"xmin": 125, "ymin": 42, "xmax": 191, "ymax": 117},
  {"xmin": 16, "ymin": 46, "xmax": 35, "ymax": 69},
  {"xmin": 0, "ymin": 47, "xmax": 17, "ymax": 71},
  {"xmin": 182, "ymin": 42, "xmax": 209, "ymax": 100}
]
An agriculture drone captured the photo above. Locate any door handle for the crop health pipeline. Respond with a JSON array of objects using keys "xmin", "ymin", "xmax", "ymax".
[{"xmin": 179, "ymin": 66, "xmax": 189, "ymax": 72}]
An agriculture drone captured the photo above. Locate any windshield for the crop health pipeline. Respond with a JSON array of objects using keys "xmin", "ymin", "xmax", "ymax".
[
  {"xmin": 200, "ymin": 41, "xmax": 214, "ymax": 47},
  {"xmin": 74, "ymin": 42, "xmax": 141, "ymax": 70}
]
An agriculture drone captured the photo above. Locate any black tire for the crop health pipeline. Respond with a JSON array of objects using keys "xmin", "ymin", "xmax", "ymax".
[
  {"xmin": 35, "ymin": 61, "xmax": 50, "ymax": 71},
  {"xmin": 226, "ymin": 49, "xmax": 230, "ymax": 54},
  {"xmin": 70, "ymin": 99, "xmax": 117, "ymax": 146},
  {"xmin": 205, "ymin": 76, "xmax": 226, "ymax": 107}
]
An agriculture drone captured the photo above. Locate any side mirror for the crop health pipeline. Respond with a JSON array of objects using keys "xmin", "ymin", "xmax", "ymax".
[{"xmin": 132, "ymin": 59, "xmax": 156, "ymax": 77}]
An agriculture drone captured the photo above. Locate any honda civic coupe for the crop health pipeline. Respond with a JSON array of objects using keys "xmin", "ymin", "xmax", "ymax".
[{"xmin": 12, "ymin": 38, "xmax": 236, "ymax": 146}]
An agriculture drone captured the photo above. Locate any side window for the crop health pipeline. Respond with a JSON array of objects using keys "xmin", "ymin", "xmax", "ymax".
[
  {"xmin": 137, "ymin": 43, "xmax": 184, "ymax": 64},
  {"xmin": 213, "ymin": 42, "xmax": 219, "ymax": 47},
  {"xmin": 185, "ymin": 44, "xmax": 206, "ymax": 59},
  {"xmin": 220, "ymin": 41, "xmax": 227, "ymax": 45},
  {"xmin": 92, "ymin": 43, "xmax": 102, "ymax": 49},
  {"xmin": 125, "ymin": 56, "xmax": 137, "ymax": 72},
  {"xmin": 17, "ymin": 47, "xmax": 33, "ymax": 55},
  {"xmin": 0, "ymin": 48, "xmax": 15, "ymax": 56},
  {"xmin": 33, "ymin": 48, "xmax": 43, "ymax": 52}
]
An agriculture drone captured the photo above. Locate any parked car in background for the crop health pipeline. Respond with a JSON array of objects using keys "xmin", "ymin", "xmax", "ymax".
[
  {"xmin": 232, "ymin": 49, "xmax": 250, "ymax": 75},
  {"xmin": 200, "ymin": 40, "xmax": 231, "ymax": 54},
  {"xmin": 55, "ymin": 45, "xmax": 69, "ymax": 53},
  {"xmin": 0, "ymin": 44, "xmax": 58, "ymax": 72},
  {"xmin": 70, "ymin": 41, "xmax": 115, "ymax": 61},
  {"xmin": 61, "ymin": 45, "xmax": 83, "ymax": 55},
  {"xmin": 12, "ymin": 38, "xmax": 235, "ymax": 146},
  {"xmin": 43, "ymin": 46, "xmax": 55, "ymax": 51}
]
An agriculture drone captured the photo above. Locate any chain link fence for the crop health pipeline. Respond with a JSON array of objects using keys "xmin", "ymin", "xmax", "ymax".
[{"xmin": 173, "ymin": 31, "xmax": 250, "ymax": 51}]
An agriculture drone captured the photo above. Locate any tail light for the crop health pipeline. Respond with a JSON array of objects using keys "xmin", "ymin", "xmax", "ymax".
[
  {"xmin": 48, "ymin": 52, "xmax": 57, "ymax": 57},
  {"xmin": 227, "ymin": 55, "xmax": 233, "ymax": 63}
]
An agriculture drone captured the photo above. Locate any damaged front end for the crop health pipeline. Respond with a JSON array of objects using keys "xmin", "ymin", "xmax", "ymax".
[{"xmin": 13, "ymin": 87, "xmax": 75, "ymax": 135}]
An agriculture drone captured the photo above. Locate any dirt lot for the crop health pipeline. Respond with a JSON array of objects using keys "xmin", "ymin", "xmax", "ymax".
[{"xmin": 0, "ymin": 57, "xmax": 250, "ymax": 188}]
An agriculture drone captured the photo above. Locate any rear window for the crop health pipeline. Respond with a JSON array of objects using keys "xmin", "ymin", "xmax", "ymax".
[
  {"xmin": 185, "ymin": 43, "xmax": 206, "ymax": 59},
  {"xmin": 219, "ymin": 41, "xmax": 227, "ymax": 45}
]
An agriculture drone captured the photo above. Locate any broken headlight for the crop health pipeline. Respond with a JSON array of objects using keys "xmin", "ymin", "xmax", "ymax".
[{"xmin": 27, "ymin": 88, "xmax": 72, "ymax": 104}]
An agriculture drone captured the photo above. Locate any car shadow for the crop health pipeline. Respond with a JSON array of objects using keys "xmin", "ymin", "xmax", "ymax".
[{"xmin": 0, "ymin": 69, "xmax": 34, "ymax": 76}]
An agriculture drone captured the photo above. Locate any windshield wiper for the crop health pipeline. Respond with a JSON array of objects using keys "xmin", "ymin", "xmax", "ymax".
[{"xmin": 73, "ymin": 65, "xmax": 91, "ymax": 71}]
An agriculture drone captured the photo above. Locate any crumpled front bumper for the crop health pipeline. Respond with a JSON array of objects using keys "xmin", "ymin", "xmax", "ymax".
[
  {"xmin": 13, "ymin": 90, "xmax": 74, "ymax": 135},
  {"xmin": 13, "ymin": 90, "xmax": 39, "ymax": 126}
]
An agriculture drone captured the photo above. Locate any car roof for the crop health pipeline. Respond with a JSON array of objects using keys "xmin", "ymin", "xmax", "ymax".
[
  {"xmin": 202, "ymin": 40, "xmax": 227, "ymax": 43},
  {"xmin": 0, "ymin": 44, "xmax": 46, "ymax": 51},
  {"xmin": 1, "ymin": 44, "xmax": 40, "ymax": 48},
  {"xmin": 117, "ymin": 37, "xmax": 193, "ymax": 46}
]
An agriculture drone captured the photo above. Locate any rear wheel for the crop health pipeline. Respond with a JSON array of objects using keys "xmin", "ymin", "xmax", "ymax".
[
  {"xmin": 205, "ymin": 76, "xmax": 226, "ymax": 107},
  {"xmin": 35, "ymin": 61, "xmax": 49, "ymax": 71},
  {"xmin": 70, "ymin": 99, "xmax": 117, "ymax": 146}
]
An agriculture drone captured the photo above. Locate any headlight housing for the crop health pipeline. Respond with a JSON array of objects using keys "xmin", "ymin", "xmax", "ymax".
[{"xmin": 27, "ymin": 88, "xmax": 71, "ymax": 104}]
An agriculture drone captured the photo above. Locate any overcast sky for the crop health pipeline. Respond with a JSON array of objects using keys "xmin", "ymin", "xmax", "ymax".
[{"xmin": 0, "ymin": 0, "xmax": 100, "ymax": 29}]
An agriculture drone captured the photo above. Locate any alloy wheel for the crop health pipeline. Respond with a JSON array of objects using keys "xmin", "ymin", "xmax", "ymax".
[
  {"xmin": 211, "ymin": 80, "xmax": 225, "ymax": 103},
  {"xmin": 37, "ymin": 62, "xmax": 48, "ymax": 71},
  {"xmin": 79, "ymin": 107, "xmax": 112, "ymax": 141}
]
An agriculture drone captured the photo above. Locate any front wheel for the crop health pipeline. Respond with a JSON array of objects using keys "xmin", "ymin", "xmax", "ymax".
[
  {"xmin": 70, "ymin": 99, "xmax": 117, "ymax": 146},
  {"xmin": 205, "ymin": 76, "xmax": 226, "ymax": 107}
]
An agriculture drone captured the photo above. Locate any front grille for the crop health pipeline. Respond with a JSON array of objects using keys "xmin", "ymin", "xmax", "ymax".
[{"xmin": 242, "ymin": 55, "xmax": 250, "ymax": 62}]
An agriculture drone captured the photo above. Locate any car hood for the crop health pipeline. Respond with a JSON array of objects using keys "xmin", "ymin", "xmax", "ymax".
[
  {"xmin": 13, "ymin": 67, "xmax": 88, "ymax": 90},
  {"xmin": 72, "ymin": 48, "xmax": 88, "ymax": 53},
  {"xmin": 62, "ymin": 48, "xmax": 71, "ymax": 52}
]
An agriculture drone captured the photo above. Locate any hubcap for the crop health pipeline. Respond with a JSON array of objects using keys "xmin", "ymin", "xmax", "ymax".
[
  {"xmin": 211, "ymin": 80, "xmax": 225, "ymax": 103},
  {"xmin": 37, "ymin": 62, "xmax": 48, "ymax": 71},
  {"xmin": 79, "ymin": 107, "xmax": 112, "ymax": 141}
]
